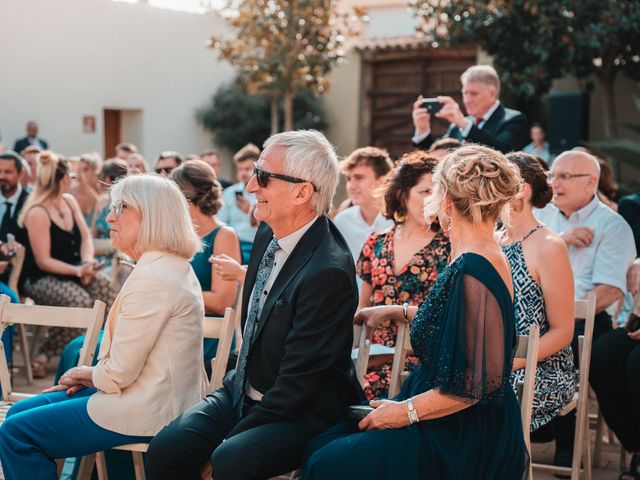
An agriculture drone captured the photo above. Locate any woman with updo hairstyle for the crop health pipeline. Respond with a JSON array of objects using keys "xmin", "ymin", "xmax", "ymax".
[
  {"xmin": 499, "ymin": 152, "xmax": 576, "ymax": 461},
  {"xmin": 356, "ymin": 150, "xmax": 450, "ymax": 399},
  {"xmin": 18, "ymin": 152, "xmax": 117, "ymax": 378},
  {"xmin": 303, "ymin": 145, "xmax": 527, "ymax": 479},
  {"xmin": 171, "ymin": 160, "xmax": 241, "ymax": 365}
]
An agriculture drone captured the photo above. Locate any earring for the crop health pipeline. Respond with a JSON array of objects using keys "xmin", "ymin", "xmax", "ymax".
[
  {"xmin": 393, "ymin": 211, "xmax": 407, "ymax": 223},
  {"xmin": 441, "ymin": 214, "xmax": 452, "ymax": 233}
]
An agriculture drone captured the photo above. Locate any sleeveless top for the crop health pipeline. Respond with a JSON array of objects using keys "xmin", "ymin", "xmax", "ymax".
[
  {"xmin": 22, "ymin": 199, "xmax": 82, "ymax": 285},
  {"xmin": 190, "ymin": 226, "xmax": 222, "ymax": 293},
  {"xmin": 502, "ymin": 224, "xmax": 577, "ymax": 431}
]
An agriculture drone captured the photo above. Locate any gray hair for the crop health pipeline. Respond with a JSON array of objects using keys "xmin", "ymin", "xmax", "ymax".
[
  {"xmin": 460, "ymin": 65, "xmax": 500, "ymax": 95},
  {"xmin": 110, "ymin": 174, "xmax": 201, "ymax": 259},
  {"xmin": 263, "ymin": 130, "xmax": 339, "ymax": 215}
]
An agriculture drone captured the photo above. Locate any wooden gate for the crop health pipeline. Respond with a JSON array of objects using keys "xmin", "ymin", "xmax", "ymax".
[{"xmin": 360, "ymin": 40, "xmax": 476, "ymax": 159}]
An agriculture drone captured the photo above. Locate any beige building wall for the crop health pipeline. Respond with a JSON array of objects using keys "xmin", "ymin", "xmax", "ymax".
[{"xmin": 0, "ymin": 0, "xmax": 235, "ymax": 174}]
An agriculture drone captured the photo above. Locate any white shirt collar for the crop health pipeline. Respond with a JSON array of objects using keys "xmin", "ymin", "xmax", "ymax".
[
  {"xmin": 2, "ymin": 184, "xmax": 23, "ymax": 204},
  {"xmin": 276, "ymin": 216, "xmax": 319, "ymax": 256},
  {"xmin": 562, "ymin": 194, "xmax": 600, "ymax": 221},
  {"xmin": 474, "ymin": 100, "xmax": 501, "ymax": 124}
]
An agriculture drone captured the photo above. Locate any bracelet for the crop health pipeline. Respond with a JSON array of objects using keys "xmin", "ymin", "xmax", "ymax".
[
  {"xmin": 407, "ymin": 397, "xmax": 419, "ymax": 424},
  {"xmin": 75, "ymin": 266, "xmax": 82, "ymax": 278},
  {"xmin": 402, "ymin": 302, "xmax": 409, "ymax": 322}
]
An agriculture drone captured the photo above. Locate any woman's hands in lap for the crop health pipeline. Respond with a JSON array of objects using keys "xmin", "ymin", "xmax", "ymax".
[
  {"xmin": 358, "ymin": 399, "xmax": 410, "ymax": 431},
  {"xmin": 43, "ymin": 365, "xmax": 95, "ymax": 396}
]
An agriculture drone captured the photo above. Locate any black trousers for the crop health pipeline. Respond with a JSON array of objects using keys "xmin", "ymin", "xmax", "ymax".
[
  {"xmin": 146, "ymin": 384, "xmax": 319, "ymax": 480},
  {"xmin": 589, "ymin": 328, "xmax": 640, "ymax": 452}
]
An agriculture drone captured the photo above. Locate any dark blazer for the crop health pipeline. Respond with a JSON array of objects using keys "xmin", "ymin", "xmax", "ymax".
[
  {"xmin": 13, "ymin": 137, "xmax": 48, "ymax": 154},
  {"xmin": 0, "ymin": 188, "xmax": 29, "ymax": 244},
  {"xmin": 618, "ymin": 193, "xmax": 640, "ymax": 255},
  {"xmin": 224, "ymin": 215, "xmax": 364, "ymax": 438},
  {"xmin": 414, "ymin": 104, "xmax": 529, "ymax": 154},
  {"xmin": 0, "ymin": 188, "xmax": 29, "ymax": 284}
]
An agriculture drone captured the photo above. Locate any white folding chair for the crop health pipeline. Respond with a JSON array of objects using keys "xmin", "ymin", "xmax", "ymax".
[
  {"xmin": 94, "ymin": 307, "xmax": 237, "ymax": 480},
  {"xmin": 514, "ymin": 324, "xmax": 540, "ymax": 480},
  {"xmin": 532, "ymin": 291, "xmax": 596, "ymax": 480},
  {"xmin": 388, "ymin": 321, "xmax": 412, "ymax": 398},
  {"xmin": 352, "ymin": 324, "xmax": 371, "ymax": 387}
]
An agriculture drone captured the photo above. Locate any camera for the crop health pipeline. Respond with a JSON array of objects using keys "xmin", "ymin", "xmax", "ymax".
[{"xmin": 421, "ymin": 98, "xmax": 443, "ymax": 115}]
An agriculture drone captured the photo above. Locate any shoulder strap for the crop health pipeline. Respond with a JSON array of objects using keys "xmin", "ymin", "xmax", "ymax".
[{"xmin": 522, "ymin": 224, "xmax": 543, "ymax": 242}]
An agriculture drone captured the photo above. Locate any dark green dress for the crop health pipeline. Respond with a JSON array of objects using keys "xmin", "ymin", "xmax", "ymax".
[{"xmin": 302, "ymin": 253, "xmax": 528, "ymax": 480}]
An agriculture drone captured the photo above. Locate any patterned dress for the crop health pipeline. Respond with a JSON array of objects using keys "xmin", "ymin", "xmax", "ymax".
[
  {"xmin": 502, "ymin": 225, "xmax": 577, "ymax": 431},
  {"xmin": 356, "ymin": 226, "xmax": 450, "ymax": 399}
]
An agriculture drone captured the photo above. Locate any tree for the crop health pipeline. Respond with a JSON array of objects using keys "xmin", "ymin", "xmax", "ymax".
[
  {"xmin": 208, "ymin": 0, "xmax": 366, "ymax": 133},
  {"xmin": 410, "ymin": 0, "xmax": 640, "ymax": 137},
  {"xmin": 196, "ymin": 82, "xmax": 328, "ymax": 153}
]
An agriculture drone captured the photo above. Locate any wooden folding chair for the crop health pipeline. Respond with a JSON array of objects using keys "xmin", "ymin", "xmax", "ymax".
[
  {"xmin": 0, "ymin": 292, "xmax": 105, "ymax": 477},
  {"xmin": 352, "ymin": 324, "xmax": 371, "ymax": 387},
  {"xmin": 94, "ymin": 307, "xmax": 237, "ymax": 480},
  {"xmin": 388, "ymin": 321, "xmax": 412, "ymax": 398},
  {"xmin": 514, "ymin": 324, "xmax": 540, "ymax": 480},
  {"xmin": 532, "ymin": 291, "xmax": 596, "ymax": 480}
]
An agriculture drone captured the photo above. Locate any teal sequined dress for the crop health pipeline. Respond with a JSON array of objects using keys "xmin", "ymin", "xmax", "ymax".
[{"xmin": 303, "ymin": 253, "xmax": 528, "ymax": 480}]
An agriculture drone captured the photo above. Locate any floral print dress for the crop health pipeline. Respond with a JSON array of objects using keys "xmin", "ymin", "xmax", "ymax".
[{"xmin": 356, "ymin": 225, "xmax": 450, "ymax": 399}]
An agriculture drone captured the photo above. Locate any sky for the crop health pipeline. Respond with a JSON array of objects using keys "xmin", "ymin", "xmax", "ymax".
[{"xmin": 113, "ymin": 0, "xmax": 225, "ymax": 14}]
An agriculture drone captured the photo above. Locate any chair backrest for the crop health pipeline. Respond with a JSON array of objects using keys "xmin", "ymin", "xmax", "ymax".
[
  {"xmin": 514, "ymin": 324, "xmax": 540, "ymax": 458},
  {"xmin": 388, "ymin": 321, "xmax": 412, "ymax": 398},
  {"xmin": 353, "ymin": 325, "xmax": 371, "ymax": 387},
  {"xmin": 573, "ymin": 291, "xmax": 597, "ymax": 429},
  {"xmin": 0, "ymin": 294, "xmax": 105, "ymax": 402},
  {"xmin": 204, "ymin": 307, "xmax": 236, "ymax": 393},
  {"xmin": 7, "ymin": 243, "xmax": 25, "ymax": 295}
]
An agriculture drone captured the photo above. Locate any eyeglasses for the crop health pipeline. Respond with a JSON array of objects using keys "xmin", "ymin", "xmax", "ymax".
[
  {"xmin": 548, "ymin": 172, "xmax": 591, "ymax": 182},
  {"xmin": 252, "ymin": 162, "xmax": 318, "ymax": 192},
  {"xmin": 109, "ymin": 200, "xmax": 128, "ymax": 217}
]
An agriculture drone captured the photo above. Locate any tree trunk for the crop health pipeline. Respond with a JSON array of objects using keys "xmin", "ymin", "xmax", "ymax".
[
  {"xmin": 270, "ymin": 97, "xmax": 279, "ymax": 135},
  {"xmin": 283, "ymin": 91, "xmax": 294, "ymax": 132}
]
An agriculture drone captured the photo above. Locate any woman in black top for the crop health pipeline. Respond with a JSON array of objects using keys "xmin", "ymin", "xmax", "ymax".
[{"xmin": 19, "ymin": 151, "xmax": 116, "ymax": 378}]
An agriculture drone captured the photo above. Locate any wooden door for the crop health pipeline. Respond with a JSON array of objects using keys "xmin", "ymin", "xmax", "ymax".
[
  {"xmin": 103, "ymin": 109, "xmax": 121, "ymax": 160},
  {"xmin": 362, "ymin": 46, "xmax": 476, "ymax": 159}
]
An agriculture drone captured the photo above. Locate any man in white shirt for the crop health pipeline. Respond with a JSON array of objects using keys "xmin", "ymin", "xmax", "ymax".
[
  {"xmin": 333, "ymin": 147, "xmax": 394, "ymax": 263},
  {"xmin": 218, "ymin": 144, "xmax": 261, "ymax": 263},
  {"xmin": 411, "ymin": 65, "xmax": 528, "ymax": 154},
  {"xmin": 536, "ymin": 149, "xmax": 636, "ymax": 468}
]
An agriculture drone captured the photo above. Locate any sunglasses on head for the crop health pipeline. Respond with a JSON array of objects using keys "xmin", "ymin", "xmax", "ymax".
[{"xmin": 252, "ymin": 162, "xmax": 318, "ymax": 192}]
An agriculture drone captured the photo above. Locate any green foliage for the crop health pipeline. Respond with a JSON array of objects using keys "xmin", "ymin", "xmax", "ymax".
[
  {"xmin": 196, "ymin": 82, "xmax": 328, "ymax": 152},
  {"xmin": 410, "ymin": 0, "xmax": 640, "ymax": 99}
]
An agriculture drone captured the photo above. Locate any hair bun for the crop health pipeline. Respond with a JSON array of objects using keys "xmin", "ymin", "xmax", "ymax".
[{"xmin": 38, "ymin": 151, "xmax": 55, "ymax": 166}]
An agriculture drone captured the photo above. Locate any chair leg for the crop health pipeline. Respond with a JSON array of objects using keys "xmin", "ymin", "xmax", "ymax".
[
  {"xmin": 132, "ymin": 451, "xmax": 145, "ymax": 480},
  {"xmin": 583, "ymin": 422, "xmax": 592, "ymax": 480},
  {"xmin": 18, "ymin": 324, "xmax": 33, "ymax": 385},
  {"xmin": 77, "ymin": 454, "xmax": 96, "ymax": 480},
  {"xmin": 95, "ymin": 451, "xmax": 109, "ymax": 480},
  {"xmin": 571, "ymin": 411, "xmax": 584, "ymax": 480}
]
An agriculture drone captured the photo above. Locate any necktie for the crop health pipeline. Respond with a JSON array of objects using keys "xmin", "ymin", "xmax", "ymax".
[
  {"xmin": 232, "ymin": 237, "xmax": 280, "ymax": 413},
  {"xmin": 474, "ymin": 117, "xmax": 483, "ymax": 127},
  {"xmin": 0, "ymin": 202, "xmax": 12, "ymax": 241}
]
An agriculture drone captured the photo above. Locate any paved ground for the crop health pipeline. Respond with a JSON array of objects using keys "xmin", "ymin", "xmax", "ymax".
[{"xmin": 3, "ymin": 359, "xmax": 627, "ymax": 479}]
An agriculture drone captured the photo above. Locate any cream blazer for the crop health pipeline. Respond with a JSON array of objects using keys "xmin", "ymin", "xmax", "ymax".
[{"xmin": 87, "ymin": 250, "xmax": 206, "ymax": 436}]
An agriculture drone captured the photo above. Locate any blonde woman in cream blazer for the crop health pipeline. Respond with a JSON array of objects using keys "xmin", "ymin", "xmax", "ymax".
[{"xmin": 0, "ymin": 175, "xmax": 206, "ymax": 480}]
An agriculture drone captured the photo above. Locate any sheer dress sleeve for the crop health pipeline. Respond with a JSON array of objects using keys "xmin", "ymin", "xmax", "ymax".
[{"xmin": 416, "ymin": 268, "xmax": 512, "ymax": 405}]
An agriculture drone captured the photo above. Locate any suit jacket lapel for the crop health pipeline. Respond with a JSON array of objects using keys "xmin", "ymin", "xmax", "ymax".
[
  {"xmin": 251, "ymin": 216, "xmax": 327, "ymax": 345},
  {"xmin": 241, "ymin": 224, "xmax": 272, "ymax": 325},
  {"xmin": 481, "ymin": 104, "xmax": 505, "ymax": 135}
]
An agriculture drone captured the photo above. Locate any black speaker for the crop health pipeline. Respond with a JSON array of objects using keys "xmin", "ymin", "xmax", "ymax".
[{"xmin": 548, "ymin": 92, "xmax": 589, "ymax": 154}]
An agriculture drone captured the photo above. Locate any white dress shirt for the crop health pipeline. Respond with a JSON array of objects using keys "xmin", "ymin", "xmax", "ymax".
[
  {"xmin": 333, "ymin": 206, "xmax": 393, "ymax": 263},
  {"xmin": 535, "ymin": 195, "xmax": 636, "ymax": 309}
]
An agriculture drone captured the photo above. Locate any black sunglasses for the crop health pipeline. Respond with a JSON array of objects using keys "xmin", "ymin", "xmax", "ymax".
[
  {"xmin": 155, "ymin": 167, "xmax": 174, "ymax": 175},
  {"xmin": 253, "ymin": 162, "xmax": 318, "ymax": 192}
]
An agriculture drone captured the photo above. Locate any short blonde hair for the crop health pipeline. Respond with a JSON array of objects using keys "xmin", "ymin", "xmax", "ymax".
[
  {"xmin": 424, "ymin": 145, "xmax": 521, "ymax": 226},
  {"xmin": 110, "ymin": 174, "xmax": 201, "ymax": 259},
  {"xmin": 460, "ymin": 65, "xmax": 500, "ymax": 95}
]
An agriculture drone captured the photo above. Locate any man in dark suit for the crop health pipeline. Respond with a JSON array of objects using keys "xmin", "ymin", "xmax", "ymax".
[
  {"xmin": 13, "ymin": 121, "xmax": 48, "ymax": 153},
  {"xmin": 0, "ymin": 151, "xmax": 29, "ymax": 246},
  {"xmin": 411, "ymin": 65, "xmax": 528, "ymax": 154},
  {"xmin": 147, "ymin": 130, "xmax": 364, "ymax": 480}
]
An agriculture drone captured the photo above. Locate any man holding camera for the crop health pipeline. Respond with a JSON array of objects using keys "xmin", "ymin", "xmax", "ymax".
[{"xmin": 411, "ymin": 65, "xmax": 528, "ymax": 154}]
